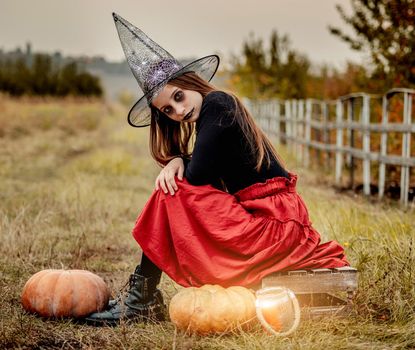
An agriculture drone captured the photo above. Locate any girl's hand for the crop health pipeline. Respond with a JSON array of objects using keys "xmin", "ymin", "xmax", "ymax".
[{"xmin": 155, "ymin": 157, "xmax": 184, "ymax": 195}]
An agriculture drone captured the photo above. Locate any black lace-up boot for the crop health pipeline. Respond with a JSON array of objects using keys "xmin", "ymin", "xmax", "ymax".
[{"xmin": 84, "ymin": 265, "xmax": 166, "ymax": 326}]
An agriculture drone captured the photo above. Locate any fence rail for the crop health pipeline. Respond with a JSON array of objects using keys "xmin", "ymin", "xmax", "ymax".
[{"xmin": 248, "ymin": 88, "xmax": 415, "ymax": 206}]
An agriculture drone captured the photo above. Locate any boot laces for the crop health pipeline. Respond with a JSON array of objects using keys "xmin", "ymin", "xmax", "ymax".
[
  {"xmin": 107, "ymin": 274, "xmax": 134, "ymax": 308},
  {"xmin": 110, "ymin": 272, "xmax": 149, "ymax": 307},
  {"xmin": 128, "ymin": 273, "xmax": 139, "ymax": 288}
]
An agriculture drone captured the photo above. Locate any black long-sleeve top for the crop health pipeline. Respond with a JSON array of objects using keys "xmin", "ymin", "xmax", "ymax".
[{"xmin": 184, "ymin": 91, "xmax": 289, "ymax": 194}]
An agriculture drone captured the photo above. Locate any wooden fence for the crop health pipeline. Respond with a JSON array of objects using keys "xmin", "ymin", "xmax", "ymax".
[{"xmin": 247, "ymin": 88, "xmax": 415, "ymax": 206}]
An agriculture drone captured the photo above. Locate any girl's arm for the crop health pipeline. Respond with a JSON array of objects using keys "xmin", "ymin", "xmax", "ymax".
[
  {"xmin": 155, "ymin": 157, "xmax": 184, "ymax": 195},
  {"xmin": 154, "ymin": 91, "xmax": 234, "ymax": 195}
]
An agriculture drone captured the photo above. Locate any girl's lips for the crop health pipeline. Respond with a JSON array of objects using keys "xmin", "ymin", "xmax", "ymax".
[{"xmin": 183, "ymin": 108, "xmax": 194, "ymax": 121}]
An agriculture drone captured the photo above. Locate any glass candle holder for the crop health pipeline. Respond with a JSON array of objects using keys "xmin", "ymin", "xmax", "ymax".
[{"xmin": 255, "ymin": 286, "xmax": 301, "ymax": 336}]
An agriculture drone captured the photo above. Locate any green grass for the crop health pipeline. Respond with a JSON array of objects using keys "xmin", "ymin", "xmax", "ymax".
[{"xmin": 0, "ymin": 95, "xmax": 414, "ymax": 349}]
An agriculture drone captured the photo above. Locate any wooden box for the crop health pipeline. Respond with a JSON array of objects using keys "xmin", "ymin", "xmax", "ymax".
[{"xmin": 261, "ymin": 267, "xmax": 358, "ymax": 317}]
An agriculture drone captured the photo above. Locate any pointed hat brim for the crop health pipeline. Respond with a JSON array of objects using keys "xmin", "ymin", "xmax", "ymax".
[{"xmin": 127, "ymin": 54, "xmax": 220, "ymax": 127}]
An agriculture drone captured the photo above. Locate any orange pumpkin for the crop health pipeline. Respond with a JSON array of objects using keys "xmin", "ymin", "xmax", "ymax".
[
  {"xmin": 169, "ymin": 284, "xmax": 256, "ymax": 334},
  {"xmin": 21, "ymin": 269, "xmax": 110, "ymax": 318}
]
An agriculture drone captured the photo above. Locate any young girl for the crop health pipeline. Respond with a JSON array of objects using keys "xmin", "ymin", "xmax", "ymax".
[{"xmin": 85, "ymin": 13, "xmax": 348, "ymax": 326}]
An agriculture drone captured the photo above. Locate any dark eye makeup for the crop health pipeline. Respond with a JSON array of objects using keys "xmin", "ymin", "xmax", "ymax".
[
  {"xmin": 163, "ymin": 90, "xmax": 184, "ymax": 115},
  {"xmin": 174, "ymin": 90, "xmax": 184, "ymax": 101}
]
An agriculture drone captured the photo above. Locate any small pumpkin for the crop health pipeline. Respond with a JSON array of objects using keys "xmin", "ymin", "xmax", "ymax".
[
  {"xmin": 21, "ymin": 269, "xmax": 110, "ymax": 318},
  {"xmin": 169, "ymin": 284, "xmax": 256, "ymax": 334}
]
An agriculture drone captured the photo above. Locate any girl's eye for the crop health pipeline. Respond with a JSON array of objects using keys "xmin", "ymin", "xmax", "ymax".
[
  {"xmin": 163, "ymin": 91, "xmax": 183, "ymax": 114},
  {"xmin": 174, "ymin": 91, "xmax": 184, "ymax": 101}
]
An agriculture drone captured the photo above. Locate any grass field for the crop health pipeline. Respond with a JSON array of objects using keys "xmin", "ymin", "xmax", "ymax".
[{"xmin": 0, "ymin": 95, "xmax": 414, "ymax": 349}]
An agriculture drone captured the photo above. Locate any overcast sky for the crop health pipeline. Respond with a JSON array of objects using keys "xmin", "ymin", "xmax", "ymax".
[{"xmin": 1, "ymin": 0, "xmax": 365, "ymax": 69}]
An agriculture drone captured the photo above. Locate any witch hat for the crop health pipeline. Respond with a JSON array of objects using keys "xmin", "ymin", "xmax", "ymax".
[{"xmin": 112, "ymin": 13, "xmax": 220, "ymax": 127}]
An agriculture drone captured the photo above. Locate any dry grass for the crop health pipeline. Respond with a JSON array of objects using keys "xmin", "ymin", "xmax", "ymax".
[{"xmin": 0, "ymin": 95, "xmax": 414, "ymax": 349}]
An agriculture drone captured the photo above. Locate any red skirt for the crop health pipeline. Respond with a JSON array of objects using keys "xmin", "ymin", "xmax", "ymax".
[{"xmin": 132, "ymin": 174, "xmax": 349, "ymax": 288}]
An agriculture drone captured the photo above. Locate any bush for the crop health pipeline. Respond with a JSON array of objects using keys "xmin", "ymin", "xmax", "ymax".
[{"xmin": 0, "ymin": 55, "xmax": 103, "ymax": 98}]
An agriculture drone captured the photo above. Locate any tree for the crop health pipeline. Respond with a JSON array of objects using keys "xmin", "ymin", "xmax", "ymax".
[
  {"xmin": 31, "ymin": 54, "xmax": 55, "ymax": 95},
  {"xmin": 13, "ymin": 58, "xmax": 32, "ymax": 95},
  {"xmin": 56, "ymin": 62, "xmax": 102, "ymax": 97},
  {"xmin": 0, "ymin": 51, "xmax": 103, "ymax": 97},
  {"xmin": 329, "ymin": 0, "xmax": 415, "ymax": 88},
  {"xmin": 75, "ymin": 72, "xmax": 103, "ymax": 96},
  {"xmin": 229, "ymin": 30, "xmax": 310, "ymax": 99},
  {"xmin": 306, "ymin": 62, "xmax": 371, "ymax": 99}
]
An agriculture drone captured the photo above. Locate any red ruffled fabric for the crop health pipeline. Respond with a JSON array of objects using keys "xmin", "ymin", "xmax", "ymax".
[{"xmin": 132, "ymin": 174, "xmax": 349, "ymax": 288}]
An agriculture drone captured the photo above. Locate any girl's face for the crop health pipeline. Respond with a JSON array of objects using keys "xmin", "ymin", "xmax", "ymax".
[{"xmin": 152, "ymin": 84, "xmax": 203, "ymax": 123}]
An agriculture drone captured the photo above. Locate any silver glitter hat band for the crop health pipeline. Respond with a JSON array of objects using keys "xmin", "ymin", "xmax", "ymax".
[{"xmin": 112, "ymin": 13, "xmax": 220, "ymax": 127}]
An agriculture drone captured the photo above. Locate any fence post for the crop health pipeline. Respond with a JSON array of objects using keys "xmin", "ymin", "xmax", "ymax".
[
  {"xmin": 292, "ymin": 100, "xmax": 298, "ymax": 158},
  {"xmin": 347, "ymin": 99, "xmax": 355, "ymax": 189},
  {"xmin": 274, "ymin": 100, "xmax": 281, "ymax": 146},
  {"xmin": 305, "ymin": 99, "xmax": 312, "ymax": 168},
  {"xmin": 259, "ymin": 101, "xmax": 265, "ymax": 132},
  {"xmin": 335, "ymin": 99, "xmax": 343, "ymax": 185},
  {"xmin": 401, "ymin": 92, "xmax": 412, "ymax": 206},
  {"xmin": 298, "ymin": 100, "xmax": 305, "ymax": 163},
  {"xmin": 362, "ymin": 95, "xmax": 371, "ymax": 195},
  {"xmin": 244, "ymin": 97, "xmax": 253, "ymax": 119},
  {"xmin": 285, "ymin": 100, "xmax": 292, "ymax": 151},
  {"xmin": 261, "ymin": 101, "xmax": 266, "ymax": 131},
  {"xmin": 321, "ymin": 101, "xmax": 330, "ymax": 169},
  {"xmin": 378, "ymin": 95, "xmax": 388, "ymax": 199},
  {"xmin": 265, "ymin": 102, "xmax": 269, "ymax": 132}
]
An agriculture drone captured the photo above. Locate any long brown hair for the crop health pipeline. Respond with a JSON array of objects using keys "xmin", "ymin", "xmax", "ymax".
[{"xmin": 149, "ymin": 72, "xmax": 285, "ymax": 171}]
